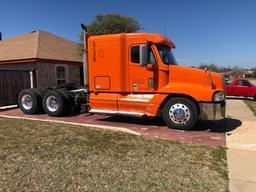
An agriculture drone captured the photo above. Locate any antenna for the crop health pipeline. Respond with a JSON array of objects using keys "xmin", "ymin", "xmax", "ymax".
[
  {"xmin": 140, "ymin": 26, "xmax": 147, "ymax": 31},
  {"xmin": 164, "ymin": 26, "xmax": 167, "ymax": 36}
]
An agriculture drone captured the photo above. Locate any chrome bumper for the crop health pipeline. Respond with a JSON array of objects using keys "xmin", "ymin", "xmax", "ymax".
[{"xmin": 199, "ymin": 101, "xmax": 226, "ymax": 120}]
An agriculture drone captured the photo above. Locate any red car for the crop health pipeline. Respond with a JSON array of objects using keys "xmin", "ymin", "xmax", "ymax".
[{"xmin": 226, "ymin": 78, "xmax": 256, "ymax": 100}]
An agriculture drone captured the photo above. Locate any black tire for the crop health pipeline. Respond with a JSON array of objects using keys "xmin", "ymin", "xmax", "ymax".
[
  {"xmin": 162, "ymin": 97, "xmax": 199, "ymax": 130},
  {"xmin": 32, "ymin": 88, "xmax": 47, "ymax": 98},
  {"xmin": 18, "ymin": 89, "xmax": 41, "ymax": 114},
  {"xmin": 254, "ymin": 95, "xmax": 256, "ymax": 101},
  {"xmin": 31, "ymin": 88, "xmax": 48, "ymax": 113},
  {"xmin": 43, "ymin": 90, "xmax": 70, "ymax": 116},
  {"xmin": 56, "ymin": 89, "xmax": 73, "ymax": 113}
]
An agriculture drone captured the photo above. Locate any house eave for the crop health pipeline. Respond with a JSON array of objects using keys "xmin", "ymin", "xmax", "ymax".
[{"xmin": 0, "ymin": 58, "xmax": 82, "ymax": 65}]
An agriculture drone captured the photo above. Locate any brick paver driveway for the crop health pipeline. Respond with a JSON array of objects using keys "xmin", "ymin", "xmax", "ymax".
[{"xmin": 0, "ymin": 107, "xmax": 241, "ymax": 146}]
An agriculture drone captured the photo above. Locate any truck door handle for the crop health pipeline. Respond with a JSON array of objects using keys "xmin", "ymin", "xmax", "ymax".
[{"xmin": 148, "ymin": 78, "xmax": 154, "ymax": 88}]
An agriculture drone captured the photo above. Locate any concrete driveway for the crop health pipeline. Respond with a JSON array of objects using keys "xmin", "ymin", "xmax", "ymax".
[
  {"xmin": 250, "ymin": 79, "xmax": 256, "ymax": 85},
  {"xmin": 226, "ymin": 98, "xmax": 256, "ymax": 192}
]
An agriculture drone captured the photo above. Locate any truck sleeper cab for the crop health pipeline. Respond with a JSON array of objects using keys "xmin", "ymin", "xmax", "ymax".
[
  {"xmin": 18, "ymin": 31, "xmax": 226, "ymax": 130},
  {"xmin": 87, "ymin": 33, "xmax": 226, "ymax": 130}
]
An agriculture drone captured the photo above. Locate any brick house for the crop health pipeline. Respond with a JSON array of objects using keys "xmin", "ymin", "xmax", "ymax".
[{"xmin": 0, "ymin": 30, "xmax": 83, "ymax": 88}]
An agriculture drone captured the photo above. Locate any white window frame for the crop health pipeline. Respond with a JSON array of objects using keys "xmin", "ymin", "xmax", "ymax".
[{"xmin": 55, "ymin": 64, "xmax": 69, "ymax": 86}]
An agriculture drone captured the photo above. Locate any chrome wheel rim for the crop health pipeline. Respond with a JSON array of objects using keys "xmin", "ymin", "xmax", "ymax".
[
  {"xmin": 21, "ymin": 94, "xmax": 33, "ymax": 110},
  {"xmin": 169, "ymin": 103, "xmax": 190, "ymax": 124},
  {"xmin": 46, "ymin": 96, "xmax": 58, "ymax": 112}
]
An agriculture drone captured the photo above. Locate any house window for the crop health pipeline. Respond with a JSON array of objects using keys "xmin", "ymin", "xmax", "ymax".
[{"xmin": 56, "ymin": 65, "xmax": 67, "ymax": 85}]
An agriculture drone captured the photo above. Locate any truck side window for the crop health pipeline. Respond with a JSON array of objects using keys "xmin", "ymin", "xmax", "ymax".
[
  {"xmin": 131, "ymin": 46, "xmax": 140, "ymax": 63},
  {"xmin": 131, "ymin": 46, "xmax": 156, "ymax": 65},
  {"xmin": 238, "ymin": 80, "xmax": 250, "ymax": 86},
  {"xmin": 242, "ymin": 80, "xmax": 250, "ymax": 86},
  {"xmin": 237, "ymin": 80, "xmax": 243, "ymax": 86}
]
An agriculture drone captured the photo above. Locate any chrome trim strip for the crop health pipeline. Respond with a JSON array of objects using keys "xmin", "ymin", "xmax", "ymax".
[
  {"xmin": 69, "ymin": 88, "xmax": 88, "ymax": 93},
  {"xmin": 128, "ymin": 94, "xmax": 154, "ymax": 99},
  {"xmin": 119, "ymin": 98, "xmax": 150, "ymax": 102}
]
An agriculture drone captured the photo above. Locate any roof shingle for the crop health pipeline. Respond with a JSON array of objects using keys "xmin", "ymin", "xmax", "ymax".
[{"xmin": 0, "ymin": 30, "xmax": 82, "ymax": 63}]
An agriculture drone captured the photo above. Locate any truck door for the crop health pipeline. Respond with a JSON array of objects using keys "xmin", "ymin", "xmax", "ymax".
[
  {"xmin": 117, "ymin": 44, "xmax": 157, "ymax": 114},
  {"xmin": 128, "ymin": 45, "xmax": 156, "ymax": 92},
  {"xmin": 235, "ymin": 80, "xmax": 252, "ymax": 97}
]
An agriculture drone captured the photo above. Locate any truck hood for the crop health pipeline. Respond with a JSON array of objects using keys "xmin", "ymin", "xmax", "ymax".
[
  {"xmin": 169, "ymin": 65, "xmax": 221, "ymax": 88},
  {"xmin": 159, "ymin": 65, "xmax": 225, "ymax": 101}
]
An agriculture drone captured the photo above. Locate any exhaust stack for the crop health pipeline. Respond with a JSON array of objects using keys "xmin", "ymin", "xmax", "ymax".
[
  {"xmin": 81, "ymin": 24, "xmax": 89, "ymax": 88},
  {"xmin": 0, "ymin": 32, "xmax": 2, "ymax": 41}
]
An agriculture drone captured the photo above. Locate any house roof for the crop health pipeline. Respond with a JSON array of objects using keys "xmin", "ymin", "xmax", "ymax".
[
  {"xmin": 224, "ymin": 69, "xmax": 247, "ymax": 75},
  {"xmin": 0, "ymin": 30, "xmax": 82, "ymax": 63}
]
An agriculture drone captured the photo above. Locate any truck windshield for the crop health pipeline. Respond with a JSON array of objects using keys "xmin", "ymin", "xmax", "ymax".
[{"xmin": 157, "ymin": 44, "xmax": 177, "ymax": 65}]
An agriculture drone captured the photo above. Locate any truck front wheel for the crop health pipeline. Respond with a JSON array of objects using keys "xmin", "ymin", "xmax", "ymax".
[
  {"xmin": 163, "ymin": 97, "xmax": 198, "ymax": 130},
  {"xmin": 43, "ymin": 90, "xmax": 70, "ymax": 116}
]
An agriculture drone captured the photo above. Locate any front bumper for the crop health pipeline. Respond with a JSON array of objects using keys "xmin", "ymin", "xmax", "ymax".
[{"xmin": 199, "ymin": 101, "xmax": 226, "ymax": 120}]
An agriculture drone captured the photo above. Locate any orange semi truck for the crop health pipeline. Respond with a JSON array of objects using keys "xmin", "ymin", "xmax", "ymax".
[{"xmin": 18, "ymin": 24, "xmax": 226, "ymax": 130}]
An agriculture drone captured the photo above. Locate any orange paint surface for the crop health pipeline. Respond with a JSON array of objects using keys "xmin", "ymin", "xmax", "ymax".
[{"xmin": 87, "ymin": 33, "xmax": 225, "ymax": 116}]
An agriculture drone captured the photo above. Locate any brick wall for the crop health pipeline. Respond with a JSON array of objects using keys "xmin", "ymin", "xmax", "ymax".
[
  {"xmin": 36, "ymin": 62, "xmax": 82, "ymax": 88},
  {"xmin": 0, "ymin": 61, "xmax": 82, "ymax": 89},
  {"xmin": 68, "ymin": 64, "xmax": 82, "ymax": 85}
]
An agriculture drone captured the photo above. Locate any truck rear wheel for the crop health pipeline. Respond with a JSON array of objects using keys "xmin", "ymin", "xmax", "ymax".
[
  {"xmin": 43, "ymin": 90, "xmax": 70, "ymax": 116},
  {"xmin": 254, "ymin": 95, "xmax": 256, "ymax": 101},
  {"xmin": 18, "ymin": 89, "xmax": 43, "ymax": 114},
  {"xmin": 162, "ymin": 97, "xmax": 198, "ymax": 130}
]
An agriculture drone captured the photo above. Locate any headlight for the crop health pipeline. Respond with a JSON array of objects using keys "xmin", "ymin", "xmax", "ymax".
[{"xmin": 213, "ymin": 91, "xmax": 225, "ymax": 102}]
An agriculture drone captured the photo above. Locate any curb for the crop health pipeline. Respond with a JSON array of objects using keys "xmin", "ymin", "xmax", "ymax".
[{"xmin": 0, "ymin": 115, "xmax": 141, "ymax": 136}]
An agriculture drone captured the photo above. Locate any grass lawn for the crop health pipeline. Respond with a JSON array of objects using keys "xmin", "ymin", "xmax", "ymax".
[
  {"xmin": 244, "ymin": 100, "xmax": 256, "ymax": 116},
  {"xmin": 0, "ymin": 117, "xmax": 228, "ymax": 192}
]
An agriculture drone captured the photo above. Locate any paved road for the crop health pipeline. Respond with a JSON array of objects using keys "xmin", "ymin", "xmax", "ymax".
[{"xmin": 226, "ymin": 99, "xmax": 256, "ymax": 192}]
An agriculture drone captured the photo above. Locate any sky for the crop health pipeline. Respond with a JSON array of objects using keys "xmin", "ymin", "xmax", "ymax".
[{"xmin": 0, "ymin": 0, "xmax": 256, "ymax": 68}]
